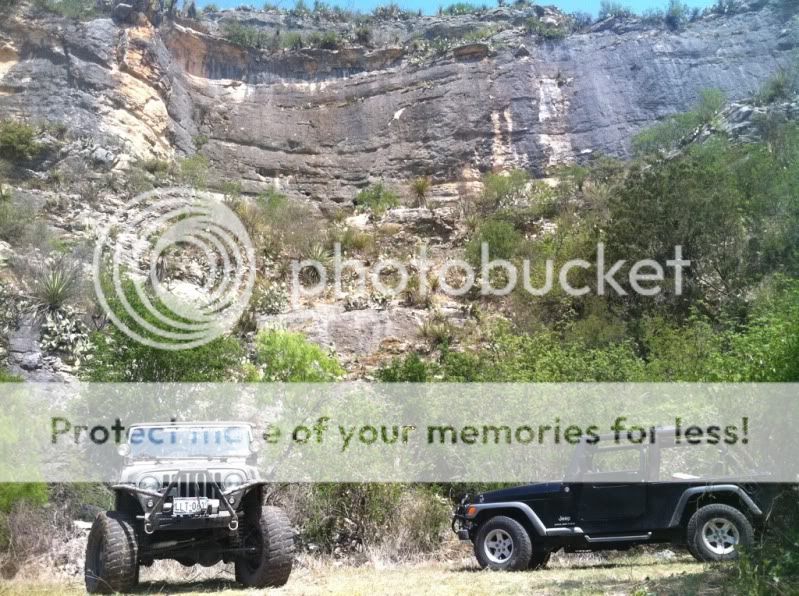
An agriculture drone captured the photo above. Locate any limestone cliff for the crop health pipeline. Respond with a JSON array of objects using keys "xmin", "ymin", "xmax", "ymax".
[{"xmin": 0, "ymin": 1, "xmax": 796, "ymax": 205}]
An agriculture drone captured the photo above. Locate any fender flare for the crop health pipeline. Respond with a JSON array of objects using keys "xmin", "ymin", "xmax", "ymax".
[
  {"xmin": 465, "ymin": 501, "xmax": 583, "ymax": 536},
  {"xmin": 668, "ymin": 485, "xmax": 763, "ymax": 527}
]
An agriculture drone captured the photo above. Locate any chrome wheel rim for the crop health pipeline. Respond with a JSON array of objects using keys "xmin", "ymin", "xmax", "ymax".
[
  {"xmin": 484, "ymin": 529, "xmax": 514, "ymax": 564},
  {"xmin": 701, "ymin": 517, "xmax": 740, "ymax": 555}
]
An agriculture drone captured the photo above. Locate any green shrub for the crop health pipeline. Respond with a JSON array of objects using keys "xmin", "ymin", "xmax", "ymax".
[
  {"xmin": 0, "ymin": 121, "xmax": 42, "ymax": 162},
  {"xmin": 308, "ymin": 31, "xmax": 341, "ymax": 50},
  {"xmin": 410, "ymin": 176, "xmax": 431, "ymax": 207},
  {"xmin": 202, "ymin": 3, "xmax": 218, "ymax": 13},
  {"xmin": 33, "ymin": 0, "xmax": 97, "ymax": 19},
  {"xmin": 223, "ymin": 22, "xmax": 273, "ymax": 48},
  {"xmin": 525, "ymin": 18, "xmax": 567, "ymax": 41},
  {"xmin": 281, "ymin": 32, "xmax": 304, "ymax": 50},
  {"xmin": 354, "ymin": 183, "xmax": 400, "ymax": 217},
  {"xmin": 598, "ymin": 0, "xmax": 633, "ymax": 19},
  {"xmin": 754, "ymin": 64, "xmax": 798, "ymax": 106},
  {"xmin": 377, "ymin": 353, "xmax": 429, "ymax": 382},
  {"xmin": 465, "ymin": 218, "xmax": 523, "ymax": 267},
  {"xmin": 251, "ymin": 330, "xmax": 343, "ymax": 382},
  {"xmin": 632, "ymin": 88, "xmax": 726, "ymax": 155},
  {"xmin": 355, "ymin": 25, "xmax": 372, "ymax": 45},
  {"xmin": 442, "ymin": 2, "xmax": 481, "ymax": 15},
  {"xmin": 140, "ymin": 158, "xmax": 170, "ymax": 174},
  {"xmin": 664, "ymin": 0, "xmax": 689, "ymax": 30},
  {"xmin": 178, "ymin": 154, "xmax": 209, "ymax": 188},
  {"xmin": 82, "ymin": 278, "xmax": 244, "ymax": 382},
  {"xmin": 30, "ymin": 257, "xmax": 80, "ymax": 312},
  {"xmin": 0, "ymin": 197, "xmax": 35, "ymax": 242}
]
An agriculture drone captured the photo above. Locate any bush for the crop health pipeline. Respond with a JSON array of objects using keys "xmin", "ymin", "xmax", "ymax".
[
  {"xmin": 664, "ymin": 0, "xmax": 689, "ymax": 30},
  {"xmin": 82, "ymin": 279, "xmax": 245, "ymax": 382},
  {"xmin": 754, "ymin": 64, "xmax": 798, "ymax": 106},
  {"xmin": 0, "ymin": 198, "xmax": 35, "ymax": 242},
  {"xmin": 377, "ymin": 353, "xmax": 429, "ymax": 382},
  {"xmin": 308, "ymin": 31, "xmax": 341, "ymax": 50},
  {"xmin": 598, "ymin": 0, "xmax": 633, "ymax": 19},
  {"xmin": 30, "ymin": 256, "xmax": 80, "ymax": 312},
  {"xmin": 354, "ymin": 183, "xmax": 400, "ymax": 217},
  {"xmin": 251, "ymin": 330, "xmax": 344, "ymax": 381},
  {"xmin": 465, "ymin": 218, "xmax": 523, "ymax": 267},
  {"xmin": 442, "ymin": 2, "xmax": 481, "ymax": 15},
  {"xmin": 223, "ymin": 22, "xmax": 273, "ymax": 48},
  {"xmin": 178, "ymin": 154, "xmax": 209, "ymax": 188},
  {"xmin": 0, "ymin": 120, "xmax": 42, "ymax": 162},
  {"xmin": 410, "ymin": 176, "xmax": 431, "ymax": 207},
  {"xmin": 525, "ymin": 18, "xmax": 567, "ymax": 41},
  {"xmin": 355, "ymin": 25, "xmax": 372, "ymax": 45},
  {"xmin": 202, "ymin": 3, "xmax": 218, "ymax": 13},
  {"xmin": 33, "ymin": 0, "xmax": 97, "ymax": 19},
  {"xmin": 632, "ymin": 88, "xmax": 726, "ymax": 155}
]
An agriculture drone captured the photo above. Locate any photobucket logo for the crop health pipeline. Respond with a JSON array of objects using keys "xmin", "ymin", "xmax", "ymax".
[
  {"xmin": 92, "ymin": 189, "xmax": 256, "ymax": 350},
  {"xmin": 291, "ymin": 243, "xmax": 690, "ymax": 306}
]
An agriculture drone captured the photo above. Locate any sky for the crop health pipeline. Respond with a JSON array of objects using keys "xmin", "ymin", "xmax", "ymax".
[{"xmin": 197, "ymin": 0, "xmax": 717, "ymax": 16}]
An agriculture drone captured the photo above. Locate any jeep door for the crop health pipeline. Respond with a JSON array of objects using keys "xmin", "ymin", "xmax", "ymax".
[{"xmin": 572, "ymin": 444, "xmax": 648, "ymax": 528}]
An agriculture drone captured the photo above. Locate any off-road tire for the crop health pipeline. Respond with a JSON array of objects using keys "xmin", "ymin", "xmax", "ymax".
[
  {"xmin": 84, "ymin": 512, "xmax": 139, "ymax": 594},
  {"xmin": 686, "ymin": 504, "xmax": 753, "ymax": 562},
  {"xmin": 235, "ymin": 505, "xmax": 294, "ymax": 587},
  {"xmin": 474, "ymin": 516, "xmax": 532, "ymax": 571},
  {"xmin": 528, "ymin": 550, "xmax": 551, "ymax": 570}
]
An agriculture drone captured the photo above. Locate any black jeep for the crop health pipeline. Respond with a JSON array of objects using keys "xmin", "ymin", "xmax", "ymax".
[
  {"xmin": 85, "ymin": 422, "xmax": 293, "ymax": 593},
  {"xmin": 453, "ymin": 428, "xmax": 783, "ymax": 571}
]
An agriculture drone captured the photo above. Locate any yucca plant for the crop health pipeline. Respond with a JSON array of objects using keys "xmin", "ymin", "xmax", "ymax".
[
  {"xmin": 32, "ymin": 258, "xmax": 79, "ymax": 312},
  {"xmin": 300, "ymin": 243, "xmax": 332, "ymax": 285},
  {"xmin": 410, "ymin": 176, "xmax": 432, "ymax": 207}
]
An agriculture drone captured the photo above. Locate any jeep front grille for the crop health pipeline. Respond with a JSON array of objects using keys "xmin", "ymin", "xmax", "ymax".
[{"xmin": 162, "ymin": 472, "xmax": 223, "ymax": 499}]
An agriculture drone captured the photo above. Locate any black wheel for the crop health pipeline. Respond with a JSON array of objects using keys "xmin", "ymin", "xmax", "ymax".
[
  {"xmin": 474, "ymin": 516, "xmax": 532, "ymax": 571},
  {"xmin": 235, "ymin": 505, "xmax": 294, "ymax": 588},
  {"xmin": 528, "ymin": 550, "xmax": 550, "ymax": 570},
  {"xmin": 686, "ymin": 504, "xmax": 753, "ymax": 562},
  {"xmin": 84, "ymin": 512, "xmax": 139, "ymax": 594}
]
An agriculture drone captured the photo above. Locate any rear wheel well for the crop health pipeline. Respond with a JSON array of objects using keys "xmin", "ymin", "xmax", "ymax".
[{"xmin": 680, "ymin": 492, "xmax": 753, "ymax": 527}]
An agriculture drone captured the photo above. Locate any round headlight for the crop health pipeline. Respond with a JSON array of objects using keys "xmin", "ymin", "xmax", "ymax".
[
  {"xmin": 138, "ymin": 476, "xmax": 160, "ymax": 492},
  {"xmin": 223, "ymin": 472, "xmax": 244, "ymax": 491}
]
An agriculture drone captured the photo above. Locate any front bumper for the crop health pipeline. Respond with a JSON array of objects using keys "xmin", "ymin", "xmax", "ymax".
[
  {"xmin": 452, "ymin": 503, "xmax": 473, "ymax": 542},
  {"xmin": 113, "ymin": 479, "xmax": 260, "ymax": 534}
]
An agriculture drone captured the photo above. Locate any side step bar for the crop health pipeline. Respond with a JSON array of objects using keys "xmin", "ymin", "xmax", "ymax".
[{"xmin": 584, "ymin": 532, "xmax": 652, "ymax": 543}]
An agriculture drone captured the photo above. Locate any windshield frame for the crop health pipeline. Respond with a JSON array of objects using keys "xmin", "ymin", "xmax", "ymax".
[{"xmin": 126, "ymin": 424, "xmax": 253, "ymax": 460}]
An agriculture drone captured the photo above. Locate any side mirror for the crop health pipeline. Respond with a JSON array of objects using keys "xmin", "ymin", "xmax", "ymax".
[{"xmin": 118, "ymin": 444, "xmax": 131, "ymax": 457}]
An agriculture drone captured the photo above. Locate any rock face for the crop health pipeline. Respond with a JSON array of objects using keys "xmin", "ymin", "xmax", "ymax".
[{"xmin": 0, "ymin": 2, "xmax": 796, "ymax": 205}]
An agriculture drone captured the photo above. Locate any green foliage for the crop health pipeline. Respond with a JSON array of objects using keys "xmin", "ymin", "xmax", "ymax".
[
  {"xmin": 377, "ymin": 353, "xmax": 429, "ymax": 382},
  {"xmin": 754, "ymin": 63, "xmax": 799, "ymax": 106},
  {"xmin": 31, "ymin": 258, "xmax": 80, "ymax": 312},
  {"xmin": 355, "ymin": 25, "xmax": 372, "ymax": 45},
  {"xmin": 475, "ymin": 169, "xmax": 530, "ymax": 215},
  {"xmin": 307, "ymin": 31, "xmax": 341, "ymax": 50},
  {"xmin": 33, "ymin": 0, "xmax": 97, "ymax": 19},
  {"xmin": 598, "ymin": 0, "xmax": 633, "ymax": 19},
  {"xmin": 202, "ymin": 3, "xmax": 218, "ymax": 13},
  {"xmin": 0, "ymin": 369, "xmax": 20, "ymax": 382},
  {"xmin": 410, "ymin": 176, "xmax": 431, "ymax": 207},
  {"xmin": 178, "ymin": 154, "xmax": 209, "ymax": 188},
  {"xmin": 632, "ymin": 88, "xmax": 726, "ymax": 155},
  {"xmin": 251, "ymin": 330, "xmax": 343, "ymax": 382},
  {"xmin": 354, "ymin": 183, "xmax": 400, "ymax": 217},
  {"xmin": 664, "ymin": 0, "xmax": 689, "ymax": 30},
  {"xmin": 0, "ymin": 196, "xmax": 35, "ymax": 242},
  {"xmin": 223, "ymin": 22, "xmax": 275, "ymax": 49},
  {"xmin": 82, "ymin": 279, "xmax": 244, "ymax": 382},
  {"xmin": 442, "ymin": 2, "xmax": 481, "ymax": 15},
  {"xmin": 0, "ymin": 120, "xmax": 42, "ymax": 162},
  {"xmin": 465, "ymin": 218, "xmax": 522, "ymax": 267},
  {"xmin": 525, "ymin": 18, "xmax": 567, "ymax": 41}
]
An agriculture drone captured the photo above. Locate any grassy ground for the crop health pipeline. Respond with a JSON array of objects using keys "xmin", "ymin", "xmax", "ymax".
[{"xmin": 0, "ymin": 550, "xmax": 729, "ymax": 596}]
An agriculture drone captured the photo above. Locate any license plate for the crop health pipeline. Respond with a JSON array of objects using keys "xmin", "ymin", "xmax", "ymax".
[{"xmin": 173, "ymin": 498, "xmax": 209, "ymax": 516}]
